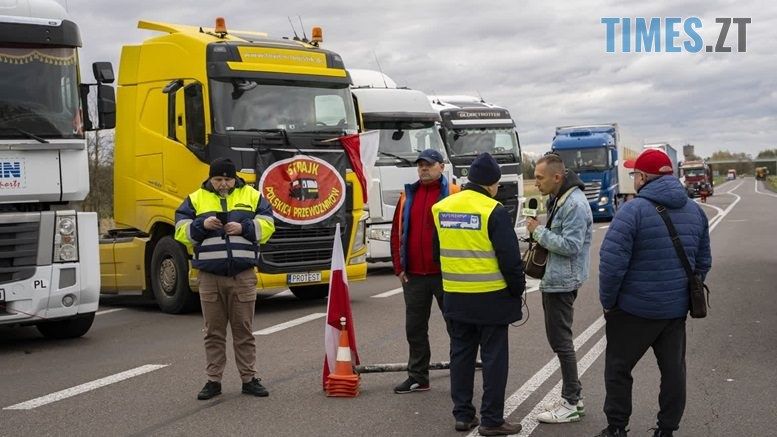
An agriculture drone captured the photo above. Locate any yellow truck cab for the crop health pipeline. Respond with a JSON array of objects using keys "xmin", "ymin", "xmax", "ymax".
[{"xmin": 99, "ymin": 19, "xmax": 367, "ymax": 313}]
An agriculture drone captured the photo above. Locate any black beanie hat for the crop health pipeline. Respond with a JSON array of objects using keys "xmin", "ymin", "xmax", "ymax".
[
  {"xmin": 467, "ymin": 153, "xmax": 501, "ymax": 186},
  {"xmin": 209, "ymin": 158, "xmax": 237, "ymax": 178}
]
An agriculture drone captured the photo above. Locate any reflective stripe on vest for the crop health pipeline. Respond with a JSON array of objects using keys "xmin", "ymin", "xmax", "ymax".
[
  {"xmin": 189, "ymin": 186, "xmax": 261, "ymax": 266},
  {"xmin": 432, "ymin": 190, "xmax": 507, "ymax": 293},
  {"xmin": 175, "ymin": 219, "xmax": 194, "ymax": 246}
]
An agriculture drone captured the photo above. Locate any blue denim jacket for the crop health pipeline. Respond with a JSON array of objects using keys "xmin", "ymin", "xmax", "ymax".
[{"xmin": 532, "ymin": 184, "xmax": 593, "ymax": 293}]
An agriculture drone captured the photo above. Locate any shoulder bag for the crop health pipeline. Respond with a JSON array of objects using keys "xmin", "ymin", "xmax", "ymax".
[{"xmin": 652, "ymin": 202, "xmax": 710, "ymax": 318}]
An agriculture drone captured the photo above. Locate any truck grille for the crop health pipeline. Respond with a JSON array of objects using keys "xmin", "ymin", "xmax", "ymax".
[
  {"xmin": 583, "ymin": 181, "xmax": 602, "ymax": 202},
  {"xmin": 0, "ymin": 220, "xmax": 39, "ymax": 285}
]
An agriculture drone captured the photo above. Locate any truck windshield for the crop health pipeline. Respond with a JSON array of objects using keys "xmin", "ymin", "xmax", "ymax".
[
  {"xmin": 683, "ymin": 169, "xmax": 705, "ymax": 177},
  {"xmin": 555, "ymin": 148, "xmax": 609, "ymax": 171},
  {"xmin": 445, "ymin": 127, "xmax": 519, "ymax": 158},
  {"xmin": 210, "ymin": 78, "xmax": 358, "ymax": 135},
  {"xmin": 365, "ymin": 121, "xmax": 446, "ymax": 166},
  {"xmin": 0, "ymin": 47, "xmax": 82, "ymax": 140}
]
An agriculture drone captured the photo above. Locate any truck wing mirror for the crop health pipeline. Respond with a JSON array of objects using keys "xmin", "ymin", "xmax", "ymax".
[
  {"xmin": 92, "ymin": 62, "xmax": 115, "ymax": 84},
  {"xmin": 96, "ymin": 85, "xmax": 116, "ymax": 129}
]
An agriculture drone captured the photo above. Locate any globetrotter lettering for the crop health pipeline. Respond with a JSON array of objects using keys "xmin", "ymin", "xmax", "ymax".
[{"xmin": 258, "ymin": 155, "xmax": 346, "ymax": 225}]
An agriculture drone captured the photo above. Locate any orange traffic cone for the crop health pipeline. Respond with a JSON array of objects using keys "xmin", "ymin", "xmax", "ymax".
[{"xmin": 325, "ymin": 317, "xmax": 360, "ymax": 397}]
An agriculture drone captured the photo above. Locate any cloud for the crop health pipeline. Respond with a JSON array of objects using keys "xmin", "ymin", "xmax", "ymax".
[{"xmin": 67, "ymin": 0, "xmax": 776, "ymax": 157}]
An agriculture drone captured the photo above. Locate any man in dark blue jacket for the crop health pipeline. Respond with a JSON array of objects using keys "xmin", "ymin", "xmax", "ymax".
[
  {"xmin": 433, "ymin": 153, "xmax": 525, "ymax": 436},
  {"xmin": 596, "ymin": 149, "xmax": 712, "ymax": 437},
  {"xmin": 175, "ymin": 158, "xmax": 275, "ymax": 400}
]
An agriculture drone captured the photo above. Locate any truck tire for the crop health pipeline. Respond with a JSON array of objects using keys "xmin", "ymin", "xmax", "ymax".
[
  {"xmin": 289, "ymin": 284, "xmax": 329, "ymax": 300},
  {"xmin": 37, "ymin": 312, "xmax": 95, "ymax": 339},
  {"xmin": 150, "ymin": 236, "xmax": 198, "ymax": 314}
]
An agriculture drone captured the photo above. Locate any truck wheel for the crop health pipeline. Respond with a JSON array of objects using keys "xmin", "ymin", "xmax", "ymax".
[
  {"xmin": 150, "ymin": 236, "xmax": 198, "ymax": 314},
  {"xmin": 289, "ymin": 284, "xmax": 329, "ymax": 300},
  {"xmin": 37, "ymin": 313, "xmax": 95, "ymax": 339}
]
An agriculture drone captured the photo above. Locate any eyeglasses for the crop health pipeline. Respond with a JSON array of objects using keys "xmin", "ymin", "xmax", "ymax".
[{"xmin": 628, "ymin": 171, "xmax": 644, "ymax": 180}]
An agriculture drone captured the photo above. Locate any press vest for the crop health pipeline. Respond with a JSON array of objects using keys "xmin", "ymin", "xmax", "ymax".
[{"xmin": 432, "ymin": 189, "xmax": 507, "ymax": 293}]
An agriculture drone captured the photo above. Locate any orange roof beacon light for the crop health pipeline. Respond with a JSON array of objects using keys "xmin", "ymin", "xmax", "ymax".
[
  {"xmin": 214, "ymin": 17, "xmax": 227, "ymax": 37},
  {"xmin": 311, "ymin": 26, "xmax": 323, "ymax": 45}
]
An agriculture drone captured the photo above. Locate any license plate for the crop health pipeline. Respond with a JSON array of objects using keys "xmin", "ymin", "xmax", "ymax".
[
  {"xmin": 287, "ymin": 272, "xmax": 322, "ymax": 284},
  {"xmin": 0, "ymin": 288, "xmax": 5, "ymax": 302}
]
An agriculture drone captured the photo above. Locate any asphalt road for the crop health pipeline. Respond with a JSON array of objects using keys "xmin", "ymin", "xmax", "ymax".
[{"xmin": 0, "ymin": 177, "xmax": 774, "ymax": 437}]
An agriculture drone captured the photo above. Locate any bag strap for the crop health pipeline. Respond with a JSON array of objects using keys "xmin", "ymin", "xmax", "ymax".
[{"xmin": 648, "ymin": 200, "xmax": 695, "ymax": 280}]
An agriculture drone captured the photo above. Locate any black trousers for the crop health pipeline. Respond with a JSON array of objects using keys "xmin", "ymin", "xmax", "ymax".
[
  {"xmin": 604, "ymin": 308, "xmax": 687, "ymax": 431},
  {"xmin": 402, "ymin": 274, "xmax": 448, "ymax": 385},
  {"xmin": 449, "ymin": 320, "xmax": 509, "ymax": 428}
]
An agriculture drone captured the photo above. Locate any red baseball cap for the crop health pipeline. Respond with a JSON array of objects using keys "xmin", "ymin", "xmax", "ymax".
[{"xmin": 624, "ymin": 149, "xmax": 673, "ymax": 175}]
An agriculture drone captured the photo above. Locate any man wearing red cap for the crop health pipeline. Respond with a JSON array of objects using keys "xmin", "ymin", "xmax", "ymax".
[{"xmin": 596, "ymin": 149, "xmax": 712, "ymax": 437}]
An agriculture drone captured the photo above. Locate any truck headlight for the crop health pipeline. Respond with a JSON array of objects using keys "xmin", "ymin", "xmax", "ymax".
[
  {"xmin": 598, "ymin": 196, "xmax": 609, "ymax": 206},
  {"xmin": 54, "ymin": 214, "xmax": 79, "ymax": 263},
  {"xmin": 368, "ymin": 228, "xmax": 391, "ymax": 242},
  {"xmin": 351, "ymin": 218, "xmax": 366, "ymax": 252}
]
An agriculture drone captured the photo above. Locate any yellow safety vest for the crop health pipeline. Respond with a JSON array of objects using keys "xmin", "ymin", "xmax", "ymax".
[{"xmin": 432, "ymin": 189, "xmax": 507, "ymax": 293}]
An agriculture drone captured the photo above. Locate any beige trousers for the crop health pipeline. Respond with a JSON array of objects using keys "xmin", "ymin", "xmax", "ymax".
[{"xmin": 198, "ymin": 269, "xmax": 257, "ymax": 383}]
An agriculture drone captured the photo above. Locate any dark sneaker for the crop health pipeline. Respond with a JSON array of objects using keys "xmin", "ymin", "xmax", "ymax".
[
  {"xmin": 595, "ymin": 426, "xmax": 628, "ymax": 436},
  {"xmin": 650, "ymin": 428, "xmax": 673, "ymax": 437},
  {"xmin": 454, "ymin": 416, "xmax": 480, "ymax": 431},
  {"xmin": 242, "ymin": 377, "xmax": 269, "ymax": 397},
  {"xmin": 478, "ymin": 421, "xmax": 522, "ymax": 436},
  {"xmin": 393, "ymin": 377, "xmax": 430, "ymax": 394},
  {"xmin": 197, "ymin": 381, "xmax": 222, "ymax": 400}
]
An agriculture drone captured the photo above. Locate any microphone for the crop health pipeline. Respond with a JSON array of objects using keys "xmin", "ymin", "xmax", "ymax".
[{"xmin": 521, "ymin": 198, "xmax": 539, "ymax": 219}]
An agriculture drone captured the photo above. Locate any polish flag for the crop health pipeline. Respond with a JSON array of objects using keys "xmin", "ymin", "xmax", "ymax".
[
  {"xmin": 323, "ymin": 223, "xmax": 360, "ymax": 389},
  {"xmin": 339, "ymin": 130, "xmax": 380, "ymax": 202}
]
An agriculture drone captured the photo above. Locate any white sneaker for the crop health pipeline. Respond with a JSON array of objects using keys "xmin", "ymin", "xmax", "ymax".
[
  {"xmin": 542, "ymin": 398, "xmax": 585, "ymax": 416},
  {"xmin": 537, "ymin": 399, "xmax": 581, "ymax": 424}
]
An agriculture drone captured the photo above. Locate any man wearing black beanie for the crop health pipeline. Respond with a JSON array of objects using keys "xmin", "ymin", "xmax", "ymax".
[
  {"xmin": 175, "ymin": 157, "xmax": 276, "ymax": 400},
  {"xmin": 432, "ymin": 153, "xmax": 526, "ymax": 435}
]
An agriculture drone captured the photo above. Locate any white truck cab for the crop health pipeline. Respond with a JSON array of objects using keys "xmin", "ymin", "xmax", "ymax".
[
  {"xmin": 349, "ymin": 70, "xmax": 452, "ymax": 263},
  {"xmin": 0, "ymin": 0, "xmax": 115, "ymax": 338}
]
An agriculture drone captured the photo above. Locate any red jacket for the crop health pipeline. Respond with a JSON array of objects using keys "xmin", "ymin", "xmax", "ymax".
[{"xmin": 390, "ymin": 175, "xmax": 459, "ymax": 275}]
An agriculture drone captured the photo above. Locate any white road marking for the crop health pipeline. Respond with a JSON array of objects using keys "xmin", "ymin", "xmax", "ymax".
[
  {"xmin": 598, "ymin": 225, "xmax": 609, "ymax": 230},
  {"xmin": 267, "ymin": 289, "xmax": 293, "ymax": 299},
  {"xmin": 372, "ymin": 287, "xmax": 403, "ymax": 298},
  {"xmin": 95, "ymin": 308, "xmax": 124, "ymax": 316},
  {"xmin": 710, "ymin": 182, "xmax": 743, "ymax": 232},
  {"xmin": 526, "ymin": 278, "xmax": 541, "ymax": 293},
  {"xmin": 754, "ymin": 179, "xmax": 777, "ymax": 198},
  {"xmin": 466, "ymin": 316, "xmax": 605, "ymax": 437},
  {"xmin": 696, "ymin": 199, "xmax": 725, "ymax": 228},
  {"xmin": 3, "ymin": 364, "xmax": 168, "ymax": 410},
  {"xmin": 519, "ymin": 337, "xmax": 607, "ymax": 436},
  {"xmin": 252, "ymin": 313, "xmax": 327, "ymax": 335}
]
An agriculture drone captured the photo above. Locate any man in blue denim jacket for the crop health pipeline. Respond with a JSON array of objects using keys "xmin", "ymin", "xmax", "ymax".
[{"xmin": 526, "ymin": 153, "xmax": 593, "ymax": 424}]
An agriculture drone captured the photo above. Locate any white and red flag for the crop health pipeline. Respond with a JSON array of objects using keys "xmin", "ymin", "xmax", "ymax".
[
  {"xmin": 339, "ymin": 130, "xmax": 380, "ymax": 202},
  {"xmin": 322, "ymin": 223, "xmax": 360, "ymax": 389}
]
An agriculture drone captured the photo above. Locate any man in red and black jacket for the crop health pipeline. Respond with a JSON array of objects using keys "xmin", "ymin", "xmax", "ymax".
[{"xmin": 390, "ymin": 149, "xmax": 459, "ymax": 394}]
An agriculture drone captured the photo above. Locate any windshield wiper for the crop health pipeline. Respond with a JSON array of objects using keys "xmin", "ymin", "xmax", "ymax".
[
  {"xmin": 0, "ymin": 127, "xmax": 49, "ymax": 143},
  {"xmin": 378, "ymin": 150, "xmax": 413, "ymax": 166}
]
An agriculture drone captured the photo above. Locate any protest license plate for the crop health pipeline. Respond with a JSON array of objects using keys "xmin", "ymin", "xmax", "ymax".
[{"xmin": 287, "ymin": 272, "xmax": 322, "ymax": 284}]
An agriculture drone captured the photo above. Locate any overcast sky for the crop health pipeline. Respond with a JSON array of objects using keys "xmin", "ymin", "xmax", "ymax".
[{"xmin": 67, "ymin": 0, "xmax": 776, "ymax": 158}]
